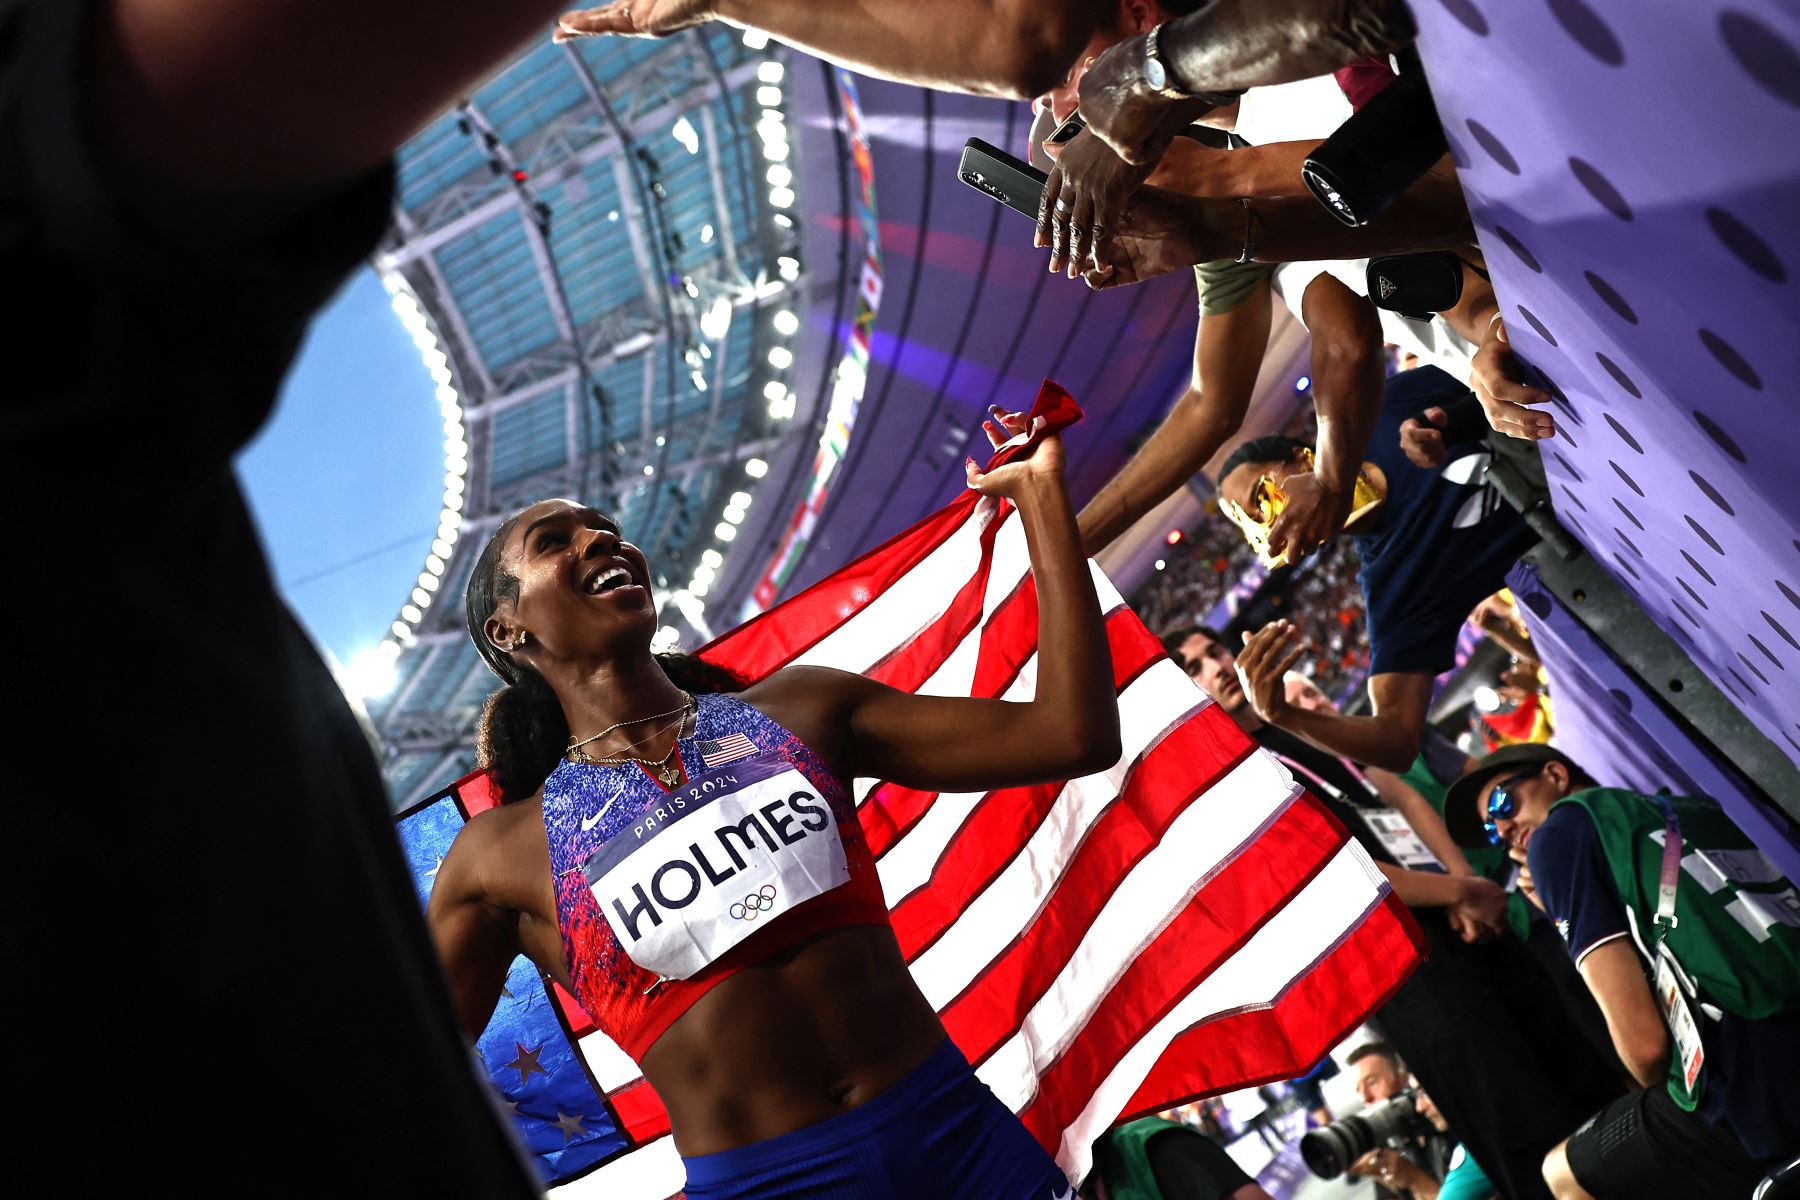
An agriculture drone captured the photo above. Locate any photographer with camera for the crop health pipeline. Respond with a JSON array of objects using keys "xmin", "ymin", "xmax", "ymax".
[{"xmin": 1323, "ymin": 1043, "xmax": 1456, "ymax": 1200}]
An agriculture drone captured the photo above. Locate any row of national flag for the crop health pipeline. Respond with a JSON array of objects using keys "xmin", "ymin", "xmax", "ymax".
[{"xmin": 397, "ymin": 383, "xmax": 1420, "ymax": 1196}]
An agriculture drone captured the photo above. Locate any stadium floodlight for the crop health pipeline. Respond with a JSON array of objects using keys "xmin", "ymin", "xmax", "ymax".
[
  {"xmin": 772, "ymin": 310, "xmax": 799, "ymax": 336},
  {"xmin": 345, "ymin": 646, "xmax": 400, "ymax": 702},
  {"xmin": 742, "ymin": 29, "xmax": 769, "ymax": 48},
  {"xmin": 699, "ymin": 295, "xmax": 733, "ymax": 341},
  {"xmin": 425, "ymin": 554, "xmax": 446, "ymax": 575},
  {"xmin": 745, "ymin": 458, "xmax": 768, "ymax": 478},
  {"xmin": 768, "ymin": 186, "xmax": 796, "ymax": 209},
  {"xmin": 401, "ymin": 604, "xmax": 423, "ymax": 623},
  {"xmin": 671, "ymin": 116, "xmax": 700, "ymax": 155},
  {"xmin": 766, "ymin": 164, "xmax": 793, "ymax": 189},
  {"xmin": 701, "ymin": 548, "xmax": 723, "ymax": 568},
  {"xmin": 715, "ymin": 522, "xmax": 737, "ymax": 541},
  {"xmin": 768, "ymin": 346, "xmax": 794, "ymax": 369},
  {"xmin": 757, "ymin": 86, "xmax": 782, "ymax": 108},
  {"xmin": 730, "ymin": 491, "xmax": 752, "ymax": 508},
  {"xmin": 757, "ymin": 61, "xmax": 785, "ymax": 84}
]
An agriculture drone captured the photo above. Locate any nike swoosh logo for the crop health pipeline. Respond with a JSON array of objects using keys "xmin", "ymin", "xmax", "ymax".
[{"xmin": 580, "ymin": 786, "xmax": 623, "ymax": 833}]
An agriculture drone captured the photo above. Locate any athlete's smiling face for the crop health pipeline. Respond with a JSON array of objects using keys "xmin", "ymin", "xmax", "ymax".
[{"xmin": 486, "ymin": 499, "xmax": 659, "ymax": 665}]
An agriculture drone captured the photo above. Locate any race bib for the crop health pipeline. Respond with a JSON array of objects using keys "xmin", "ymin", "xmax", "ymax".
[
  {"xmin": 1360, "ymin": 810, "xmax": 1442, "ymax": 870},
  {"xmin": 1654, "ymin": 946, "xmax": 1706, "ymax": 1093},
  {"xmin": 583, "ymin": 751, "xmax": 850, "ymax": 980}
]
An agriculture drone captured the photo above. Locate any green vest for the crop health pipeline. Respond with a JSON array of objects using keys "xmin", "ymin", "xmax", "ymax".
[
  {"xmin": 1406, "ymin": 753, "xmax": 1531, "ymax": 939},
  {"xmin": 1555, "ymin": 788, "xmax": 1800, "ymax": 1105},
  {"xmin": 1091, "ymin": 1118, "xmax": 1200, "ymax": 1200}
]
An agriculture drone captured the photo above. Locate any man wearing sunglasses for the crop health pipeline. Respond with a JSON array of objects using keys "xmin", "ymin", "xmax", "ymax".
[
  {"xmin": 1445, "ymin": 746, "xmax": 1800, "ymax": 1199},
  {"xmin": 1171, "ymin": 628, "xmax": 1623, "ymax": 1200}
]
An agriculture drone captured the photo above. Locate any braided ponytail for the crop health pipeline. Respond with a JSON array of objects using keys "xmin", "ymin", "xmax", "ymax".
[{"xmin": 466, "ymin": 510, "xmax": 747, "ymax": 803}]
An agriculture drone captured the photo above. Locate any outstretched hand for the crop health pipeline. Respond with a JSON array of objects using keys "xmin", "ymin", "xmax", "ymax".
[
  {"xmin": 554, "ymin": 0, "xmax": 715, "ymax": 41},
  {"xmin": 1264, "ymin": 472, "xmax": 1349, "ymax": 565},
  {"xmin": 965, "ymin": 406, "xmax": 1064, "ymax": 500},
  {"xmin": 1399, "ymin": 406, "xmax": 1450, "ymax": 469},
  {"xmin": 1077, "ymin": 185, "xmax": 1222, "ymax": 290},
  {"xmin": 1470, "ymin": 317, "xmax": 1555, "ymax": 440},
  {"xmin": 1037, "ymin": 130, "xmax": 1153, "ymax": 279},
  {"xmin": 1236, "ymin": 620, "xmax": 1304, "ymax": 725}
]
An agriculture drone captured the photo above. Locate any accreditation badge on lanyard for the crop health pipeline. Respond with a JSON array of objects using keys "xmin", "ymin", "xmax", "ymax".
[
  {"xmin": 582, "ymin": 750, "xmax": 851, "ymax": 981},
  {"xmin": 1650, "ymin": 796, "xmax": 1705, "ymax": 1093}
]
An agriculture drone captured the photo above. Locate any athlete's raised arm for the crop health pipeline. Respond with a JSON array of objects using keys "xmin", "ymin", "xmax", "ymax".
[{"xmin": 765, "ymin": 410, "xmax": 1120, "ymax": 793}]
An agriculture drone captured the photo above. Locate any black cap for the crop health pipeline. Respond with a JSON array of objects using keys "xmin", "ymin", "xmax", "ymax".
[{"xmin": 1444, "ymin": 744, "xmax": 1581, "ymax": 848}]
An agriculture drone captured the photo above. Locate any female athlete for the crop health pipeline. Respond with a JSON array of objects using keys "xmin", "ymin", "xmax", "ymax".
[{"xmin": 429, "ymin": 410, "xmax": 1117, "ymax": 1198}]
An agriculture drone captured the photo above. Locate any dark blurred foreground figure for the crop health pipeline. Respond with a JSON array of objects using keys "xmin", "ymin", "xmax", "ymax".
[
  {"xmin": 1447, "ymin": 747, "xmax": 1800, "ymax": 1200},
  {"xmin": 0, "ymin": 0, "xmax": 632, "ymax": 1191}
]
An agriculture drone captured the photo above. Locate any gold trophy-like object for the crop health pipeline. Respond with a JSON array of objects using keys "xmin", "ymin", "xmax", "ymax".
[{"xmin": 1218, "ymin": 449, "xmax": 1384, "ymax": 568}]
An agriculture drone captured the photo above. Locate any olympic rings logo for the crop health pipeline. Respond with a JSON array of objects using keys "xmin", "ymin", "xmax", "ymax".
[{"xmin": 729, "ymin": 884, "xmax": 777, "ymax": 922}]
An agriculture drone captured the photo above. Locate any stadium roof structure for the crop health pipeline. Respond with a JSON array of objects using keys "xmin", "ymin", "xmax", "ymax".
[
  {"xmin": 367, "ymin": 27, "xmax": 810, "ymax": 804},
  {"xmin": 365, "ymin": 33, "xmax": 1313, "ymax": 810}
]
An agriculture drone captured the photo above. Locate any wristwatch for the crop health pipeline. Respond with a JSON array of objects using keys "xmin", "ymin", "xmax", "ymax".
[{"xmin": 1142, "ymin": 23, "xmax": 1189, "ymax": 98}]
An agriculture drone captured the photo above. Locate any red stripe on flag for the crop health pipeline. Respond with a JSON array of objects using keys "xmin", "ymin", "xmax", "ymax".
[
  {"xmin": 883, "ymin": 616, "xmax": 1175, "ymax": 952},
  {"xmin": 1116, "ymin": 893, "xmax": 1424, "ymax": 1119},
  {"xmin": 1019, "ymin": 867, "xmax": 1421, "ymax": 1148},
  {"xmin": 701, "ymin": 492, "xmax": 981, "ymax": 684},
  {"xmin": 863, "ymin": 504, "xmax": 1014, "ymax": 694},
  {"xmin": 862, "ymin": 607, "xmax": 1166, "ymax": 861},
  {"xmin": 933, "ymin": 710, "xmax": 1271, "ymax": 1063},
  {"xmin": 608, "ymin": 1078, "xmax": 672, "ymax": 1146}
]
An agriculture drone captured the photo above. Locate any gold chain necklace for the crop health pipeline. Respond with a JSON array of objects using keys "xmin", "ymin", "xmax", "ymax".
[
  {"xmin": 568, "ymin": 699, "xmax": 695, "ymax": 787},
  {"xmin": 565, "ymin": 692, "xmax": 694, "ymax": 755}
]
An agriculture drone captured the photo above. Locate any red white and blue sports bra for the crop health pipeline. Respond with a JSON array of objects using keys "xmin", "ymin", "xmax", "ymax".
[{"xmin": 542, "ymin": 692, "xmax": 890, "ymax": 1061}]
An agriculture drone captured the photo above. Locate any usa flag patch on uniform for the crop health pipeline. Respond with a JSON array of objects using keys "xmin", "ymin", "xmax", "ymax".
[{"xmin": 699, "ymin": 733, "xmax": 758, "ymax": 768}]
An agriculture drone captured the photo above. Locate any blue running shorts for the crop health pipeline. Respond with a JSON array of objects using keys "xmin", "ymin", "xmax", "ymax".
[{"xmin": 681, "ymin": 1039, "xmax": 1075, "ymax": 1199}]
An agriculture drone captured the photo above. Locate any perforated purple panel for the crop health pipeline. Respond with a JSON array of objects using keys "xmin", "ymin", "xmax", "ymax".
[
  {"xmin": 1412, "ymin": 0, "xmax": 1800, "ymax": 771},
  {"xmin": 1508, "ymin": 560, "xmax": 1800, "ymax": 881}
]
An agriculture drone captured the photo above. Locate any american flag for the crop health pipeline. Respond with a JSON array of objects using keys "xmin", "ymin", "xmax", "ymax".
[
  {"xmin": 397, "ymin": 382, "xmax": 1421, "ymax": 1196},
  {"xmin": 697, "ymin": 733, "xmax": 758, "ymax": 769}
]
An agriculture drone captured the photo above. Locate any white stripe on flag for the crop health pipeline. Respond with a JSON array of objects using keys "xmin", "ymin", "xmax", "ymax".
[
  {"xmin": 875, "ymin": 655, "xmax": 1197, "ymax": 907},
  {"xmin": 908, "ymin": 744, "xmax": 1293, "ymax": 1014},
  {"xmin": 791, "ymin": 498, "xmax": 1006, "ymax": 675},
  {"xmin": 1045, "ymin": 843, "xmax": 1391, "ymax": 1179},
  {"xmin": 578, "ymin": 1030, "xmax": 643, "ymax": 1094},
  {"xmin": 551, "ymin": 1135, "xmax": 684, "ymax": 1199}
]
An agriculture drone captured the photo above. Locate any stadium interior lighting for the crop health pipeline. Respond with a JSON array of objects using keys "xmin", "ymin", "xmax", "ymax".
[
  {"xmin": 772, "ymin": 310, "xmax": 800, "ymax": 336},
  {"xmin": 345, "ymin": 646, "xmax": 400, "ymax": 702},
  {"xmin": 699, "ymin": 295, "xmax": 733, "ymax": 340},
  {"xmin": 767, "ymin": 346, "xmax": 794, "ymax": 369},
  {"xmin": 701, "ymin": 548, "xmax": 724, "ymax": 568},
  {"xmin": 745, "ymin": 457, "xmax": 769, "ymax": 478},
  {"xmin": 715, "ymin": 522, "xmax": 737, "ymax": 541},
  {"xmin": 757, "ymin": 60, "xmax": 785, "ymax": 84},
  {"xmin": 756, "ymin": 85, "xmax": 782, "ymax": 108},
  {"xmin": 741, "ymin": 28, "xmax": 769, "ymax": 48},
  {"xmin": 768, "ymin": 185, "xmax": 796, "ymax": 209},
  {"xmin": 670, "ymin": 116, "xmax": 700, "ymax": 155}
]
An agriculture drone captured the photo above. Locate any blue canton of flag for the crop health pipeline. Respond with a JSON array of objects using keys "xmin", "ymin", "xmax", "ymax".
[{"xmin": 698, "ymin": 733, "xmax": 758, "ymax": 769}]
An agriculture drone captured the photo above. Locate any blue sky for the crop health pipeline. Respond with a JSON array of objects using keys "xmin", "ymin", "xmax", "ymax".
[{"xmin": 236, "ymin": 268, "xmax": 444, "ymax": 673}]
